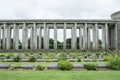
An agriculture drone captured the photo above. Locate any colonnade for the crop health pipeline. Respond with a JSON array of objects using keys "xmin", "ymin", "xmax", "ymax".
[{"xmin": 0, "ymin": 21, "xmax": 116, "ymax": 51}]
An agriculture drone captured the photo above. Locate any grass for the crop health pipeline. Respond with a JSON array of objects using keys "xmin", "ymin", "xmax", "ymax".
[{"xmin": 0, "ymin": 70, "xmax": 119, "ymax": 80}]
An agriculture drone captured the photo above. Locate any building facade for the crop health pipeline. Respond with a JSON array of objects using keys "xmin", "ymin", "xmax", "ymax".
[{"xmin": 0, "ymin": 11, "xmax": 120, "ymax": 51}]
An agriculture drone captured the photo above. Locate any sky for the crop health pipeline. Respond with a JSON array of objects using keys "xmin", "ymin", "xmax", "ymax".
[
  {"xmin": 0, "ymin": 0, "xmax": 120, "ymax": 19},
  {"xmin": 0, "ymin": 0, "xmax": 120, "ymax": 41}
]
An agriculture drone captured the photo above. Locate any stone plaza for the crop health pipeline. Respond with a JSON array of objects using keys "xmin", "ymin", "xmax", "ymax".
[{"xmin": 0, "ymin": 11, "xmax": 120, "ymax": 51}]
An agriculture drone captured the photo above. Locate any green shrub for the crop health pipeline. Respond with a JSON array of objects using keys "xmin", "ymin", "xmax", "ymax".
[
  {"xmin": 13, "ymin": 55, "xmax": 21, "ymax": 62},
  {"xmin": 59, "ymin": 53, "xmax": 67, "ymax": 60},
  {"xmin": 24, "ymin": 52, "xmax": 30, "ymax": 57},
  {"xmin": 91, "ymin": 59, "xmax": 97, "ymax": 62},
  {"xmin": 36, "ymin": 65, "xmax": 45, "ymax": 70},
  {"xmin": 46, "ymin": 53, "xmax": 56, "ymax": 59},
  {"xmin": 38, "ymin": 53, "xmax": 43, "ymax": 59},
  {"xmin": 109, "ymin": 57, "xmax": 120, "ymax": 70},
  {"xmin": 104, "ymin": 56, "xmax": 114, "ymax": 61},
  {"xmin": 57, "ymin": 60, "xmax": 73, "ymax": 70},
  {"xmin": 29, "ymin": 55, "xmax": 37, "ymax": 62},
  {"xmin": 84, "ymin": 64, "xmax": 97, "ymax": 70},
  {"xmin": 70, "ymin": 53, "xmax": 77, "ymax": 59},
  {"xmin": 77, "ymin": 58, "xmax": 82, "ymax": 62},
  {"xmin": 7, "ymin": 53, "xmax": 14, "ymax": 59}
]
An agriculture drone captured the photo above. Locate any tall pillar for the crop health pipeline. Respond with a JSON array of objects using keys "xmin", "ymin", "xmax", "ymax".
[
  {"xmin": 87, "ymin": 27, "xmax": 91, "ymax": 50},
  {"xmin": 92, "ymin": 26, "xmax": 96, "ymax": 50},
  {"xmin": 47, "ymin": 27, "xmax": 49, "ymax": 49},
  {"xmin": 0, "ymin": 25, "xmax": 2, "ymax": 50},
  {"xmin": 54, "ymin": 23, "xmax": 57, "ymax": 49},
  {"xmin": 10, "ymin": 28, "xmax": 12, "ymax": 49},
  {"xmin": 105, "ymin": 23, "xmax": 109, "ymax": 50},
  {"xmin": 79, "ymin": 27, "xmax": 82, "ymax": 50},
  {"xmin": 102, "ymin": 26, "xmax": 105, "ymax": 50},
  {"xmin": 22, "ymin": 23, "xmax": 25, "ymax": 50},
  {"xmin": 3, "ymin": 23, "xmax": 6, "ymax": 50},
  {"xmin": 95, "ymin": 23, "xmax": 99, "ymax": 50},
  {"xmin": 115, "ymin": 23, "xmax": 118, "ymax": 50},
  {"xmin": 44, "ymin": 23, "xmax": 47, "ymax": 50},
  {"xmin": 83, "ymin": 23, "xmax": 87, "ymax": 50},
  {"xmin": 71, "ymin": 27, "xmax": 73, "ymax": 49},
  {"xmin": 16, "ymin": 25, "xmax": 19, "ymax": 50},
  {"xmin": 22, "ymin": 23, "xmax": 28, "ymax": 50},
  {"xmin": 30, "ymin": 26, "xmax": 34, "ymax": 50},
  {"xmin": 13, "ymin": 23, "xmax": 19, "ymax": 50},
  {"xmin": 71, "ymin": 23, "xmax": 77, "ymax": 50},
  {"xmin": 6, "ymin": 25, "xmax": 10, "ymax": 50},
  {"xmin": 63, "ymin": 23, "xmax": 66, "ymax": 50},
  {"xmin": 13, "ymin": 23, "xmax": 16, "ymax": 50},
  {"xmin": 34, "ymin": 23, "xmax": 37, "ymax": 50},
  {"xmin": 39, "ymin": 27, "xmax": 42, "ymax": 49}
]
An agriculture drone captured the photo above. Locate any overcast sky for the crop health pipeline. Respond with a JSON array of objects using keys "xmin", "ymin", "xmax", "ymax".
[
  {"xmin": 0, "ymin": 0, "xmax": 120, "ymax": 41},
  {"xmin": 0, "ymin": 0, "xmax": 120, "ymax": 19}
]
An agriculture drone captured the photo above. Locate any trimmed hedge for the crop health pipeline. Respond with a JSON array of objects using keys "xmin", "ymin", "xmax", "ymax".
[
  {"xmin": 36, "ymin": 65, "xmax": 45, "ymax": 70},
  {"xmin": 109, "ymin": 57, "xmax": 120, "ymax": 70},
  {"xmin": 28, "ymin": 55, "xmax": 37, "ymax": 62},
  {"xmin": 57, "ymin": 60, "xmax": 73, "ymax": 70},
  {"xmin": 84, "ymin": 64, "xmax": 97, "ymax": 70},
  {"xmin": 13, "ymin": 55, "xmax": 21, "ymax": 62}
]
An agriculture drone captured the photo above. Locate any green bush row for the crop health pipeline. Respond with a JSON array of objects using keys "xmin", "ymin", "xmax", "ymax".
[
  {"xmin": 57, "ymin": 60, "xmax": 73, "ymax": 70},
  {"xmin": 84, "ymin": 64, "xmax": 97, "ymax": 70},
  {"xmin": 109, "ymin": 57, "xmax": 120, "ymax": 70}
]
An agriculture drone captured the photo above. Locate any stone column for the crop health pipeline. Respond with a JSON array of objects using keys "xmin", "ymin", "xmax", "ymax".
[
  {"xmin": 54, "ymin": 23, "xmax": 57, "ymax": 49},
  {"xmin": 63, "ymin": 23, "xmax": 66, "ymax": 50},
  {"xmin": 46, "ymin": 27, "xmax": 49, "ymax": 49},
  {"xmin": 30, "ymin": 26, "xmax": 34, "ymax": 50},
  {"xmin": 6, "ymin": 25, "xmax": 10, "ymax": 50},
  {"xmin": 83, "ymin": 23, "xmax": 87, "ymax": 50},
  {"xmin": 22, "ymin": 23, "xmax": 28, "ymax": 50},
  {"xmin": 44, "ymin": 23, "xmax": 47, "ymax": 50},
  {"xmin": 71, "ymin": 23, "xmax": 77, "ymax": 50},
  {"xmin": 39, "ymin": 27, "xmax": 42, "ymax": 49},
  {"xmin": 13, "ymin": 23, "xmax": 16, "ymax": 50},
  {"xmin": 115, "ymin": 23, "xmax": 118, "ymax": 50},
  {"xmin": 10, "ymin": 28, "xmax": 12, "ymax": 49},
  {"xmin": 105, "ymin": 23, "xmax": 109, "ymax": 50},
  {"xmin": 15, "ymin": 25, "xmax": 19, "ymax": 50},
  {"xmin": 22, "ymin": 23, "xmax": 25, "ymax": 50},
  {"xmin": 102, "ymin": 26, "xmax": 105, "ymax": 50},
  {"xmin": 34, "ymin": 23, "xmax": 37, "ymax": 50},
  {"xmin": 0, "ymin": 25, "xmax": 2, "ymax": 50},
  {"xmin": 3, "ymin": 23, "xmax": 6, "ymax": 50},
  {"xmin": 87, "ymin": 27, "xmax": 91, "ymax": 50},
  {"xmin": 92, "ymin": 26, "xmax": 96, "ymax": 50},
  {"xmin": 95, "ymin": 23, "xmax": 99, "ymax": 50},
  {"xmin": 79, "ymin": 27, "xmax": 82, "ymax": 50},
  {"xmin": 71, "ymin": 27, "xmax": 73, "ymax": 49},
  {"xmin": 13, "ymin": 23, "xmax": 19, "ymax": 50}
]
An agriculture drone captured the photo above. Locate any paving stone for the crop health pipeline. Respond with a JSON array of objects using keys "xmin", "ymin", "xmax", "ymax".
[
  {"xmin": 21, "ymin": 59, "xmax": 29, "ymax": 62},
  {"xmin": 68, "ymin": 59, "xmax": 76, "ymax": 62},
  {"xmin": 47, "ymin": 64, "xmax": 57, "ymax": 69},
  {"xmin": 98, "ymin": 58, "xmax": 105, "ymax": 61},
  {"xmin": 6, "ymin": 59, "xmax": 13, "ymax": 62},
  {"xmin": 73, "ymin": 64, "xmax": 84, "ymax": 68},
  {"xmin": 83, "ymin": 59, "xmax": 91, "ymax": 62},
  {"xmin": 22, "ymin": 64, "xmax": 34, "ymax": 69},
  {"xmin": 37, "ymin": 59, "xmax": 44, "ymax": 62},
  {"xmin": 52, "ymin": 59, "xmax": 58, "ymax": 62},
  {"xmin": 0, "ymin": 64, "xmax": 11, "ymax": 69},
  {"xmin": 97, "ymin": 64, "xmax": 108, "ymax": 68}
]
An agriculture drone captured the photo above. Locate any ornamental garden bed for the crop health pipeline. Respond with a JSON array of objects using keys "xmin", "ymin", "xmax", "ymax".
[{"xmin": 0, "ymin": 51, "xmax": 120, "ymax": 71}]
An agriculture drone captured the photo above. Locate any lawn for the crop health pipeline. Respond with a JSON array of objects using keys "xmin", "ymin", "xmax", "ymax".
[{"xmin": 0, "ymin": 70, "xmax": 119, "ymax": 80}]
